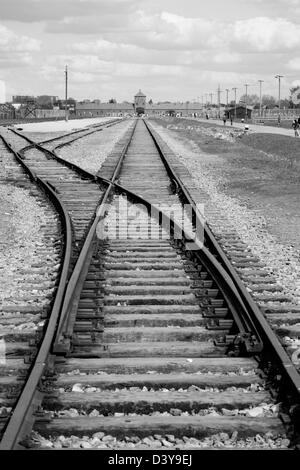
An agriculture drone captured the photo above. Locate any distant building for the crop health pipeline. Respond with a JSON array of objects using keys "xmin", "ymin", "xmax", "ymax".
[
  {"xmin": 134, "ymin": 89, "xmax": 146, "ymax": 114},
  {"xmin": 36, "ymin": 95, "xmax": 58, "ymax": 108},
  {"xmin": 76, "ymin": 101, "xmax": 135, "ymax": 117},
  {"xmin": 12, "ymin": 95, "xmax": 35, "ymax": 104},
  {"xmin": 0, "ymin": 103, "xmax": 15, "ymax": 120},
  {"xmin": 225, "ymin": 105, "xmax": 253, "ymax": 119},
  {"xmin": 76, "ymin": 90, "xmax": 206, "ymax": 117}
]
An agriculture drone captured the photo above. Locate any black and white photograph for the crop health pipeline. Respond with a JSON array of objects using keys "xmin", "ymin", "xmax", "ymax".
[{"xmin": 0, "ymin": 0, "xmax": 299, "ymax": 456}]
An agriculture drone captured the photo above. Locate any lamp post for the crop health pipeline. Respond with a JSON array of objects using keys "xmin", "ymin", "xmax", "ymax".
[
  {"xmin": 244, "ymin": 83, "xmax": 249, "ymax": 121},
  {"xmin": 232, "ymin": 87, "xmax": 237, "ymax": 119},
  {"xmin": 65, "ymin": 65, "xmax": 68, "ymax": 122},
  {"xmin": 217, "ymin": 84, "xmax": 222, "ymax": 119},
  {"xmin": 275, "ymin": 74, "xmax": 283, "ymax": 113},
  {"xmin": 225, "ymin": 89, "xmax": 229, "ymax": 107},
  {"xmin": 258, "ymin": 80, "xmax": 264, "ymax": 118}
]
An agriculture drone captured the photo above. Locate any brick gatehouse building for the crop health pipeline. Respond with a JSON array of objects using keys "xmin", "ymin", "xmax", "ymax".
[{"xmin": 76, "ymin": 90, "xmax": 206, "ymax": 117}]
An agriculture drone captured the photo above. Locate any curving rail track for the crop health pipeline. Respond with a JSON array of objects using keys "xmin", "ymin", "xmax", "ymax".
[
  {"xmin": 0, "ymin": 118, "xmax": 299, "ymax": 450},
  {"xmin": 0, "ymin": 118, "xmax": 129, "ymax": 445}
]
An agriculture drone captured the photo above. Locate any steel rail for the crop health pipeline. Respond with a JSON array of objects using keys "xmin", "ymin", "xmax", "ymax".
[
  {"xmin": 1, "ymin": 117, "xmax": 299, "ymax": 449},
  {"xmin": 143, "ymin": 119, "xmax": 300, "ymax": 397},
  {"xmin": 11, "ymin": 118, "xmax": 128, "ymax": 183},
  {"xmin": 37, "ymin": 117, "xmax": 122, "ymax": 146},
  {"xmin": 0, "ymin": 136, "xmax": 73, "ymax": 450},
  {"xmin": 8, "ymin": 117, "xmax": 122, "ymax": 147},
  {"xmin": 0, "ymin": 119, "xmax": 138, "ymax": 447},
  {"xmin": 53, "ymin": 119, "xmax": 138, "ymax": 350}
]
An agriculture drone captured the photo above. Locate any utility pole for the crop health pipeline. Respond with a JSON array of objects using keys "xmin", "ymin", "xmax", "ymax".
[
  {"xmin": 244, "ymin": 83, "xmax": 249, "ymax": 121},
  {"xmin": 275, "ymin": 74, "xmax": 283, "ymax": 112},
  {"xmin": 258, "ymin": 80, "xmax": 264, "ymax": 118},
  {"xmin": 209, "ymin": 93, "xmax": 213, "ymax": 106},
  {"xmin": 232, "ymin": 87, "xmax": 238, "ymax": 119},
  {"xmin": 205, "ymin": 93, "xmax": 208, "ymax": 108},
  {"xmin": 65, "ymin": 65, "xmax": 68, "ymax": 122},
  {"xmin": 225, "ymin": 89, "xmax": 229, "ymax": 108},
  {"xmin": 217, "ymin": 84, "xmax": 222, "ymax": 119}
]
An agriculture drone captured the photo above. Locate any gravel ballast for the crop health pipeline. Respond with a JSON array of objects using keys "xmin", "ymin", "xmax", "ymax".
[
  {"xmin": 55, "ymin": 120, "xmax": 133, "ymax": 174},
  {"xmin": 0, "ymin": 183, "xmax": 61, "ymax": 310},
  {"xmin": 0, "ymin": 137, "xmax": 62, "ymax": 336},
  {"xmin": 148, "ymin": 119, "xmax": 300, "ymax": 307}
]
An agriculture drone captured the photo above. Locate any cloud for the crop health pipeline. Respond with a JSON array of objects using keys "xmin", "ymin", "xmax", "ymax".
[
  {"xmin": 41, "ymin": 54, "xmax": 185, "ymax": 79},
  {"xmin": 232, "ymin": 17, "xmax": 300, "ymax": 52},
  {"xmin": 52, "ymin": 11, "xmax": 228, "ymax": 50},
  {"xmin": 0, "ymin": 25, "xmax": 40, "ymax": 52},
  {"xmin": 46, "ymin": 14, "xmax": 133, "ymax": 34},
  {"xmin": 49, "ymin": 11, "xmax": 300, "ymax": 57},
  {"xmin": 287, "ymin": 57, "xmax": 300, "ymax": 70},
  {"xmin": 0, "ymin": 0, "xmax": 137, "ymax": 22},
  {"xmin": 0, "ymin": 25, "xmax": 40, "ymax": 69},
  {"xmin": 213, "ymin": 52, "xmax": 241, "ymax": 64}
]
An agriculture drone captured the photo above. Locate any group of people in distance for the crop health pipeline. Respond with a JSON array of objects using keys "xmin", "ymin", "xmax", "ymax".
[
  {"xmin": 204, "ymin": 113, "xmax": 300, "ymax": 137},
  {"xmin": 292, "ymin": 117, "xmax": 300, "ymax": 137},
  {"xmin": 222, "ymin": 115, "xmax": 233, "ymax": 126}
]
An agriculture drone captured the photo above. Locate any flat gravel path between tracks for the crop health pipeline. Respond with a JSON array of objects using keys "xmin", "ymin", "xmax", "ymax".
[{"xmin": 55, "ymin": 120, "xmax": 133, "ymax": 174}]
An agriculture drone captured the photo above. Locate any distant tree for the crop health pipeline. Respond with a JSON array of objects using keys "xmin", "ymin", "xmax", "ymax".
[
  {"xmin": 108, "ymin": 98, "xmax": 117, "ymax": 103},
  {"xmin": 261, "ymin": 94, "xmax": 276, "ymax": 108},
  {"xmin": 289, "ymin": 86, "xmax": 300, "ymax": 108},
  {"xmin": 148, "ymin": 99, "xmax": 153, "ymax": 105},
  {"xmin": 280, "ymin": 98, "xmax": 292, "ymax": 109},
  {"xmin": 239, "ymin": 94, "xmax": 260, "ymax": 106},
  {"xmin": 290, "ymin": 85, "xmax": 300, "ymax": 96}
]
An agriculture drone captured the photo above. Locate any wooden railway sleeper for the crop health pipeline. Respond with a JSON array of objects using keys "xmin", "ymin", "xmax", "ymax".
[
  {"xmin": 206, "ymin": 318, "xmax": 233, "ymax": 330},
  {"xmin": 215, "ymin": 332, "xmax": 263, "ymax": 356},
  {"xmin": 24, "ymin": 350, "xmax": 38, "ymax": 363}
]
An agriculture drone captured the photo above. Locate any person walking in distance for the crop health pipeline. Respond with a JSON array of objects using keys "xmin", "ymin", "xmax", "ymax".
[
  {"xmin": 292, "ymin": 119, "xmax": 299, "ymax": 137},
  {"xmin": 223, "ymin": 114, "xmax": 227, "ymax": 126},
  {"xmin": 230, "ymin": 115, "xmax": 233, "ymax": 126}
]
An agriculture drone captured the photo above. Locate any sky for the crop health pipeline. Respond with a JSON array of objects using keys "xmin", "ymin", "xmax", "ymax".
[{"xmin": 0, "ymin": 0, "xmax": 300, "ymax": 103}]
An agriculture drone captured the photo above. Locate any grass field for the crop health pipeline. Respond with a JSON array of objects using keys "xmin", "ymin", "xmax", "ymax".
[
  {"xmin": 241, "ymin": 133, "xmax": 300, "ymax": 172},
  {"xmin": 251, "ymin": 119, "xmax": 297, "ymax": 129}
]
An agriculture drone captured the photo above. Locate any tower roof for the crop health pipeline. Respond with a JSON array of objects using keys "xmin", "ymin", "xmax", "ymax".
[{"xmin": 135, "ymin": 89, "xmax": 146, "ymax": 97}]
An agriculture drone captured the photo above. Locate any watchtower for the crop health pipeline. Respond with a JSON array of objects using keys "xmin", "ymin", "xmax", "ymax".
[{"xmin": 134, "ymin": 89, "xmax": 146, "ymax": 115}]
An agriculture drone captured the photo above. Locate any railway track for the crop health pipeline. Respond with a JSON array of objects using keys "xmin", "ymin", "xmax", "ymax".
[
  {"xmin": 0, "ymin": 118, "xmax": 132, "ymax": 445},
  {"xmin": 147, "ymin": 118, "xmax": 300, "ymax": 365},
  {"xmin": 0, "ymin": 118, "xmax": 299, "ymax": 449},
  {"xmin": 0, "ymin": 135, "xmax": 64, "ymax": 441},
  {"xmin": 3, "ymin": 119, "xmax": 128, "ymax": 259}
]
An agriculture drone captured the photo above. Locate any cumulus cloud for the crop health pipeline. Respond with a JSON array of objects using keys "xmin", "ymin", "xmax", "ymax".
[
  {"xmin": 41, "ymin": 53, "xmax": 186, "ymax": 86},
  {"xmin": 52, "ymin": 10, "xmax": 228, "ymax": 50},
  {"xmin": 0, "ymin": 25, "xmax": 40, "ymax": 70},
  {"xmin": 49, "ymin": 10, "xmax": 300, "ymax": 57},
  {"xmin": 0, "ymin": 25, "xmax": 40, "ymax": 52},
  {"xmin": 287, "ymin": 57, "xmax": 300, "ymax": 70},
  {"xmin": 232, "ymin": 17, "xmax": 300, "ymax": 52},
  {"xmin": 0, "ymin": 0, "xmax": 137, "ymax": 22},
  {"xmin": 1, "ymin": 2, "xmax": 298, "ymax": 100}
]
